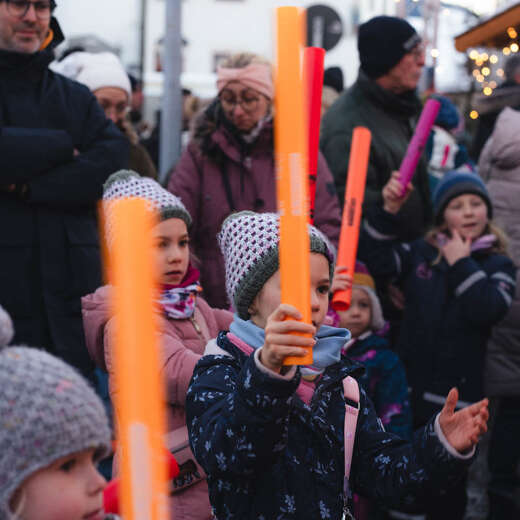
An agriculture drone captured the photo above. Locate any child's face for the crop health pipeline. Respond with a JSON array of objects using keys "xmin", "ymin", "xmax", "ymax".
[
  {"xmin": 153, "ymin": 218, "xmax": 190, "ymax": 285},
  {"xmin": 336, "ymin": 287, "xmax": 372, "ymax": 339},
  {"xmin": 13, "ymin": 448, "xmax": 106, "ymax": 520},
  {"xmin": 249, "ymin": 253, "xmax": 330, "ymax": 329},
  {"xmin": 443, "ymin": 194, "xmax": 488, "ymax": 241}
]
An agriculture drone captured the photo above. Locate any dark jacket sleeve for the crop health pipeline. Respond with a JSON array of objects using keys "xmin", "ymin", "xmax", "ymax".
[
  {"xmin": 358, "ymin": 206, "xmax": 415, "ymax": 281},
  {"xmin": 445, "ymin": 255, "xmax": 516, "ymax": 328},
  {"xmin": 186, "ymin": 353, "xmax": 300, "ymax": 477},
  {"xmin": 351, "ymin": 386, "xmax": 472, "ymax": 511},
  {"xmin": 313, "ymin": 152, "xmax": 342, "ymax": 246},
  {"xmin": 168, "ymin": 143, "xmax": 202, "ymax": 238},
  {"xmin": 320, "ymin": 129, "xmax": 385, "ymax": 211},
  {"xmin": 26, "ymin": 96, "xmax": 128, "ymax": 207},
  {"xmin": 0, "ymin": 126, "xmax": 74, "ymax": 183}
]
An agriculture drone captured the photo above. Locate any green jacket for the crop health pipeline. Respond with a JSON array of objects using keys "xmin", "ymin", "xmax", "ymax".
[{"xmin": 320, "ymin": 71, "xmax": 432, "ymax": 240}]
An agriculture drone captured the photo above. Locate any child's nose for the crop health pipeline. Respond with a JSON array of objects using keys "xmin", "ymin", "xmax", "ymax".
[{"xmin": 87, "ymin": 464, "xmax": 107, "ymax": 495}]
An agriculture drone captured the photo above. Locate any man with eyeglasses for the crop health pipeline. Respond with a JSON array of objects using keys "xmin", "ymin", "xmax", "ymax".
[
  {"xmin": 321, "ymin": 15, "xmax": 431, "ymax": 242},
  {"xmin": 0, "ymin": 0, "xmax": 128, "ymax": 378}
]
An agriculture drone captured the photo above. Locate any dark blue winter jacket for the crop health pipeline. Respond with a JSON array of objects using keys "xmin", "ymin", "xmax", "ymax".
[
  {"xmin": 186, "ymin": 332, "xmax": 473, "ymax": 519},
  {"xmin": 345, "ymin": 333, "xmax": 412, "ymax": 440},
  {"xmin": 359, "ymin": 206, "xmax": 516, "ymax": 426}
]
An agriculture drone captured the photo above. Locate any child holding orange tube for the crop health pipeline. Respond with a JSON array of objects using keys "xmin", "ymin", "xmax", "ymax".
[
  {"xmin": 186, "ymin": 210, "xmax": 489, "ymax": 520},
  {"xmin": 81, "ymin": 171, "xmax": 233, "ymax": 520}
]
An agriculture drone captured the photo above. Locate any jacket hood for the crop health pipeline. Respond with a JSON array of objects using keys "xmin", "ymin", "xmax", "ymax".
[
  {"xmin": 81, "ymin": 285, "xmax": 112, "ymax": 371},
  {"xmin": 486, "ymin": 107, "xmax": 520, "ymax": 169},
  {"xmin": 472, "ymin": 82, "xmax": 520, "ymax": 116}
]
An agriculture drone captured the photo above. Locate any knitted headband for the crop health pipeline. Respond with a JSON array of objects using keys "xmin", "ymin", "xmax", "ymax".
[
  {"xmin": 217, "ymin": 63, "xmax": 274, "ymax": 100},
  {"xmin": 352, "ymin": 262, "xmax": 385, "ymax": 331},
  {"xmin": 218, "ymin": 211, "xmax": 335, "ymax": 319},
  {"xmin": 0, "ymin": 307, "xmax": 111, "ymax": 517}
]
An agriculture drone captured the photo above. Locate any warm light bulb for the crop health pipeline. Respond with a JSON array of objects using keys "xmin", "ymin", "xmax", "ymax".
[
  {"xmin": 483, "ymin": 87, "xmax": 493, "ymax": 96},
  {"xmin": 481, "ymin": 53, "xmax": 489, "ymax": 61},
  {"xmin": 508, "ymin": 27, "xmax": 518, "ymax": 39},
  {"xmin": 431, "ymin": 48, "xmax": 440, "ymax": 58},
  {"xmin": 504, "ymin": 47, "xmax": 511, "ymax": 55},
  {"xmin": 477, "ymin": 75, "xmax": 485, "ymax": 82},
  {"xmin": 482, "ymin": 67, "xmax": 491, "ymax": 76},
  {"xmin": 469, "ymin": 50, "xmax": 479, "ymax": 60},
  {"xmin": 511, "ymin": 43, "xmax": 519, "ymax": 53},
  {"xmin": 497, "ymin": 68, "xmax": 505, "ymax": 77},
  {"xmin": 490, "ymin": 54, "xmax": 498, "ymax": 64},
  {"xmin": 470, "ymin": 110, "xmax": 479, "ymax": 119}
]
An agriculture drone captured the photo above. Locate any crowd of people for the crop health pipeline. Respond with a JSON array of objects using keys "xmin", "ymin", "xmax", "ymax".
[{"xmin": 1, "ymin": 2, "xmax": 519, "ymax": 520}]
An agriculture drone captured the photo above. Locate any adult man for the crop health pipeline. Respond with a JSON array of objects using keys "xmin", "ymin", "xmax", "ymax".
[
  {"xmin": 321, "ymin": 15, "xmax": 431, "ymax": 241},
  {"xmin": 0, "ymin": 0, "xmax": 128, "ymax": 376}
]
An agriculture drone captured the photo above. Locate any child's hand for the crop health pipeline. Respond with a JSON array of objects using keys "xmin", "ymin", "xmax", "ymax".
[
  {"xmin": 441, "ymin": 229, "xmax": 471, "ymax": 265},
  {"xmin": 331, "ymin": 266, "xmax": 353, "ymax": 294},
  {"xmin": 260, "ymin": 304, "xmax": 316, "ymax": 373},
  {"xmin": 439, "ymin": 388, "xmax": 489, "ymax": 453},
  {"xmin": 382, "ymin": 171, "xmax": 413, "ymax": 214}
]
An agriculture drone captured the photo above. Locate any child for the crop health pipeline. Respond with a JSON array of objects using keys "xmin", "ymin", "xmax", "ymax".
[
  {"xmin": 186, "ymin": 210, "xmax": 489, "ymax": 520},
  {"xmin": 0, "ymin": 305, "xmax": 114, "ymax": 520},
  {"xmin": 331, "ymin": 261, "xmax": 412, "ymax": 441},
  {"xmin": 81, "ymin": 171, "xmax": 233, "ymax": 520},
  {"xmin": 359, "ymin": 169, "xmax": 515, "ymax": 519}
]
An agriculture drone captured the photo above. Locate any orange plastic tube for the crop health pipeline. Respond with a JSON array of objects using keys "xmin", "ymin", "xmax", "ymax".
[
  {"xmin": 304, "ymin": 46, "xmax": 325, "ymax": 224},
  {"xmin": 331, "ymin": 127, "xmax": 372, "ymax": 312},
  {"xmin": 109, "ymin": 198, "xmax": 169, "ymax": 520},
  {"xmin": 275, "ymin": 7, "xmax": 312, "ymax": 366}
]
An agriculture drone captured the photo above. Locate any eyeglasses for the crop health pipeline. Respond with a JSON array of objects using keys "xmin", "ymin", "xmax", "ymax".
[
  {"xmin": 219, "ymin": 91, "xmax": 261, "ymax": 114},
  {"xmin": 4, "ymin": 0, "xmax": 53, "ymax": 20},
  {"xmin": 409, "ymin": 43, "xmax": 426, "ymax": 61}
]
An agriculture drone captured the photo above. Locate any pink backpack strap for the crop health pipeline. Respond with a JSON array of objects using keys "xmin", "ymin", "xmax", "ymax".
[{"xmin": 343, "ymin": 375, "xmax": 360, "ymax": 502}]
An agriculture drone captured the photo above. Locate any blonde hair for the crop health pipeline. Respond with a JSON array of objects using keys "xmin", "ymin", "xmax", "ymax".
[
  {"xmin": 220, "ymin": 52, "xmax": 271, "ymax": 69},
  {"xmin": 425, "ymin": 221, "xmax": 509, "ymax": 265}
]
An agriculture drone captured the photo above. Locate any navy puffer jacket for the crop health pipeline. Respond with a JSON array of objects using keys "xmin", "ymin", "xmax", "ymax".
[{"xmin": 187, "ymin": 333, "xmax": 473, "ymax": 519}]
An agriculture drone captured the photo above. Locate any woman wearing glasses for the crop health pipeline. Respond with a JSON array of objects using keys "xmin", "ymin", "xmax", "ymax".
[{"xmin": 168, "ymin": 52, "xmax": 341, "ymax": 309}]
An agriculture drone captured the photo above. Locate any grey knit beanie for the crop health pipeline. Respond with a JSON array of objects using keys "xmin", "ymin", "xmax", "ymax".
[
  {"xmin": 103, "ymin": 170, "xmax": 192, "ymax": 245},
  {"xmin": 0, "ymin": 307, "xmax": 111, "ymax": 518},
  {"xmin": 218, "ymin": 211, "xmax": 336, "ymax": 319}
]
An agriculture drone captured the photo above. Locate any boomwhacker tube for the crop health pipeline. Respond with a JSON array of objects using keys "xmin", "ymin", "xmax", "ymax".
[
  {"xmin": 304, "ymin": 46, "xmax": 325, "ymax": 224},
  {"xmin": 398, "ymin": 98, "xmax": 441, "ymax": 195},
  {"xmin": 109, "ymin": 198, "xmax": 169, "ymax": 520},
  {"xmin": 331, "ymin": 127, "xmax": 372, "ymax": 312},
  {"xmin": 275, "ymin": 6, "xmax": 313, "ymax": 366}
]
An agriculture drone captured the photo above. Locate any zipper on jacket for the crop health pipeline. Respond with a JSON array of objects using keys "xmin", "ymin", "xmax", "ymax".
[{"xmin": 190, "ymin": 316, "xmax": 203, "ymax": 337}]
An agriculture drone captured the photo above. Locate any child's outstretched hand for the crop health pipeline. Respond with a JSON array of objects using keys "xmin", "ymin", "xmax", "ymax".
[
  {"xmin": 441, "ymin": 228, "xmax": 471, "ymax": 265},
  {"xmin": 382, "ymin": 171, "xmax": 413, "ymax": 215},
  {"xmin": 331, "ymin": 266, "xmax": 353, "ymax": 294},
  {"xmin": 439, "ymin": 388, "xmax": 489, "ymax": 454},
  {"xmin": 260, "ymin": 304, "xmax": 316, "ymax": 374}
]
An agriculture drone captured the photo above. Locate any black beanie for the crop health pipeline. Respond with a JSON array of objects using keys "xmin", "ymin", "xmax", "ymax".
[
  {"xmin": 358, "ymin": 16, "xmax": 421, "ymax": 79},
  {"xmin": 323, "ymin": 67, "xmax": 344, "ymax": 94}
]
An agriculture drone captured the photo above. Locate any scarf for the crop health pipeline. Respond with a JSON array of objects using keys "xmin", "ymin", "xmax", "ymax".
[
  {"xmin": 436, "ymin": 233, "xmax": 497, "ymax": 253},
  {"xmin": 229, "ymin": 315, "xmax": 350, "ymax": 380},
  {"xmin": 158, "ymin": 266, "xmax": 202, "ymax": 320}
]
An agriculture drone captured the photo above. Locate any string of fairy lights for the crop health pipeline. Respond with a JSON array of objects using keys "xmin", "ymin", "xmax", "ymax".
[{"xmin": 468, "ymin": 26, "xmax": 518, "ymax": 120}]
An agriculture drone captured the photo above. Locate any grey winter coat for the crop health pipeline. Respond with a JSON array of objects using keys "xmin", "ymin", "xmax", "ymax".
[{"xmin": 479, "ymin": 106, "xmax": 520, "ymax": 396}]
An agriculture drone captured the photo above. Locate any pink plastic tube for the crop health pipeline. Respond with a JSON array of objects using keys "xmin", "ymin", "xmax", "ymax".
[{"xmin": 399, "ymin": 98, "xmax": 441, "ymax": 194}]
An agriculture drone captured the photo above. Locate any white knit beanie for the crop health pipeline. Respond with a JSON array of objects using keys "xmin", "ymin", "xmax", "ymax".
[
  {"xmin": 51, "ymin": 51, "xmax": 131, "ymax": 98},
  {"xmin": 218, "ymin": 211, "xmax": 335, "ymax": 319}
]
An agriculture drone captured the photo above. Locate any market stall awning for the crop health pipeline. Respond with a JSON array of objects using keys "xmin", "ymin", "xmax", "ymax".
[{"xmin": 455, "ymin": 3, "xmax": 520, "ymax": 51}]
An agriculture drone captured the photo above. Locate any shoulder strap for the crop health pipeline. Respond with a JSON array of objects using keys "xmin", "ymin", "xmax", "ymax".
[{"xmin": 343, "ymin": 375, "xmax": 360, "ymax": 482}]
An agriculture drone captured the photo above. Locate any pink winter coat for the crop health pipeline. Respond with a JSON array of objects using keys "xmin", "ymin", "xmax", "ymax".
[
  {"xmin": 81, "ymin": 285, "xmax": 233, "ymax": 520},
  {"xmin": 168, "ymin": 105, "xmax": 341, "ymax": 308}
]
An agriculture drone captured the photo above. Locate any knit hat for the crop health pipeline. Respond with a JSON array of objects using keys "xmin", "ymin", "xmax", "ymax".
[
  {"xmin": 0, "ymin": 308, "xmax": 111, "ymax": 517},
  {"xmin": 323, "ymin": 66, "xmax": 344, "ymax": 94},
  {"xmin": 352, "ymin": 262, "xmax": 385, "ymax": 331},
  {"xmin": 218, "ymin": 211, "xmax": 335, "ymax": 319},
  {"xmin": 103, "ymin": 170, "xmax": 191, "ymax": 241},
  {"xmin": 431, "ymin": 95, "xmax": 460, "ymax": 131},
  {"xmin": 358, "ymin": 16, "xmax": 422, "ymax": 79},
  {"xmin": 432, "ymin": 170, "xmax": 492, "ymax": 224},
  {"xmin": 51, "ymin": 51, "xmax": 132, "ymax": 99}
]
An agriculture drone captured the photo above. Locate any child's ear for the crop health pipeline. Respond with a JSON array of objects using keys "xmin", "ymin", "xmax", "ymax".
[{"xmin": 248, "ymin": 295, "xmax": 259, "ymax": 317}]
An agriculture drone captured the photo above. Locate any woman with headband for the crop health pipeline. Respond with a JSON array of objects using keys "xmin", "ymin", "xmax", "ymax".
[{"xmin": 168, "ymin": 52, "xmax": 341, "ymax": 309}]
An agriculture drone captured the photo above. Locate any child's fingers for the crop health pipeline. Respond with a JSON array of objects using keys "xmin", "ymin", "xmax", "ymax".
[
  {"xmin": 266, "ymin": 332, "xmax": 315, "ymax": 348},
  {"xmin": 334, "ymin": 265, "xmax": 348, "ymax": 274},
  {"xmin": 270, "ymin": 303, "xmax": 302, "ymax": 322},
  {"xmin": 267, "ymin": 319, "xmax": 316, "ymax": 336},
  {"xmin": 275, "ymin": 346, "xmax": 310, "ymax": 359}
]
